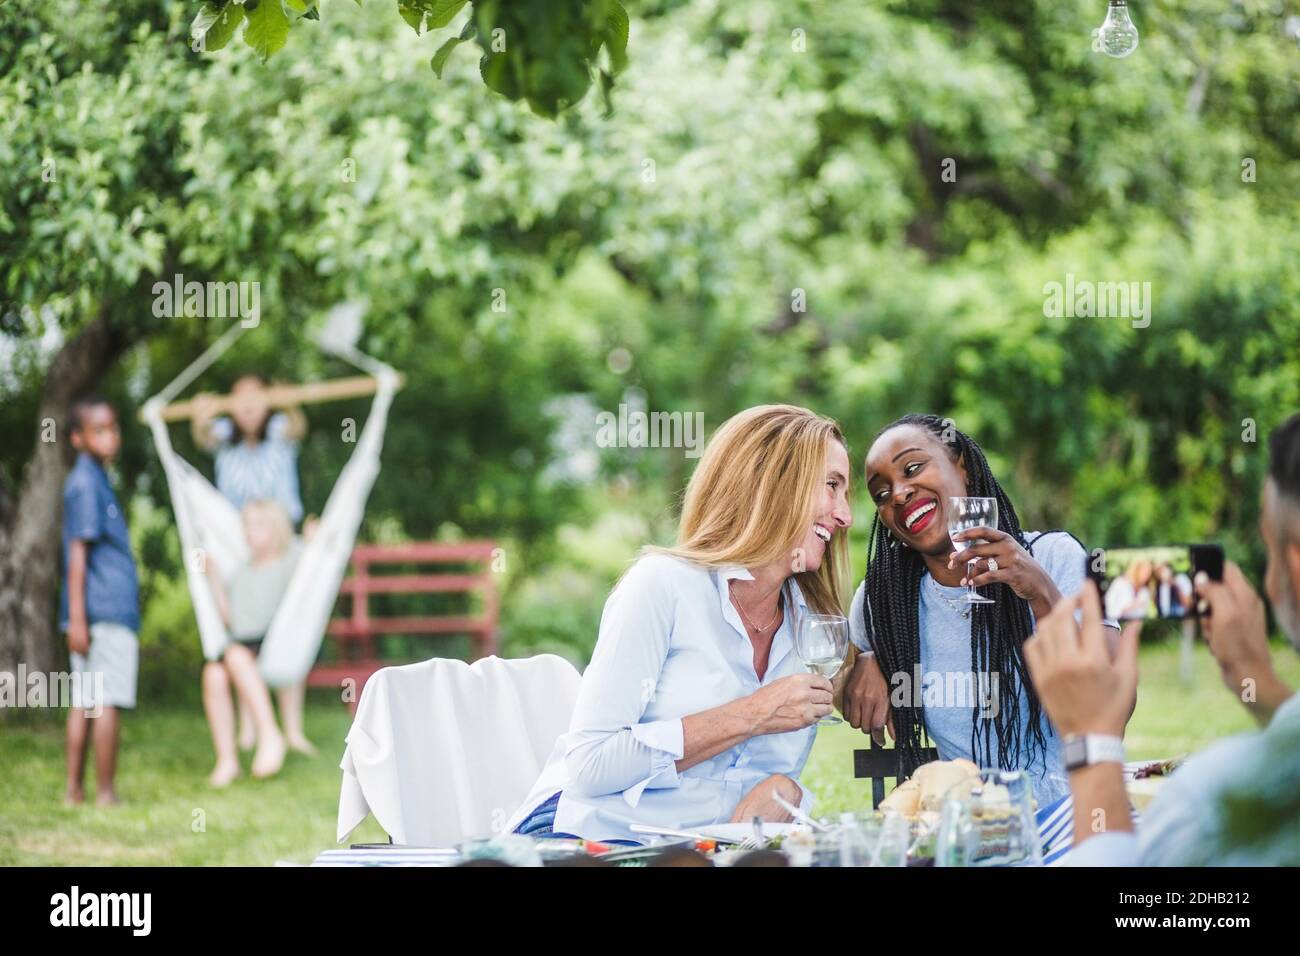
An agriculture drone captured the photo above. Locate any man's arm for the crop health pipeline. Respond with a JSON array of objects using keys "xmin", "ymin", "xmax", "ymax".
[
  {"xmin": 1024, "ymin": 582, "xmax": 1139, "ymax": 851},
  {"xmin": 1198, "ymin": 562, "xmax": 1295, "ymax": 726},
  {"xmin": 1065, "ymin": 763, "xmax": 1134, "ymax": 844}
]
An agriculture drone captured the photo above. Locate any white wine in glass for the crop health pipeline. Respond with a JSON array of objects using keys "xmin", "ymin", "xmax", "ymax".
[
  {"xmin": 795, "ymin": 614, "xmax": 848, "ymax": 725},
  {"xmin": 948, "ymin": 497, "xmax": 998, "ymax": 605}
]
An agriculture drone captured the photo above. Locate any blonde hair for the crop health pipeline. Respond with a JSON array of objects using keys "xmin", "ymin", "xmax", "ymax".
[
  {"xmin": 242, "ymin": 499, "xmax": 294, "ymax": 556},
  {"xmin": 647, "ymin": 404, "xmax": 850, "ymax": 616}
]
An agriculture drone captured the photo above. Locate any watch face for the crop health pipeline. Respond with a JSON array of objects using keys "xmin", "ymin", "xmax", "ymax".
[{"xmin": 1063, "ymin": 738, "xmax": 1087, "ymax": 767}]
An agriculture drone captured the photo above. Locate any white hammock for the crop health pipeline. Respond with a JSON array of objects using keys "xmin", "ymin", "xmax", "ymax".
[{"xmin": 142, "ymin": 316, "xmax": 399, "ymax": 687}]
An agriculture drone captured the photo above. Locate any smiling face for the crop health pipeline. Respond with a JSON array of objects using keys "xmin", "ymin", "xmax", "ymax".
[
  {"xmin": 792, "ymin": 439, "xmax": 853, "ymax": 573},
  {"xmin": 865, "ymin": 424, "xmax": 967, "ymax": 557}
]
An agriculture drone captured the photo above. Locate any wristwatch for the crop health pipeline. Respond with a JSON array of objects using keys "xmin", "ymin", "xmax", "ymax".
[{"xmin": 1061, "ymin": 734, "xmax": 1125, "ymax": 771}]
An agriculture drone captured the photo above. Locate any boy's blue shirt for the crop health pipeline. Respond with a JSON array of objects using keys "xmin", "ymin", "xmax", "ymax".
[{"xmin": 60, "ymin": 452, "xmax": 140, "ymax": 632}]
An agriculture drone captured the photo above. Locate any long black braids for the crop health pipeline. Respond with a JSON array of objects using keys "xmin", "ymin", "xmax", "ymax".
[{"xmin": 861, "ymin": 414, "xmax": 1048, "ymax": 780}]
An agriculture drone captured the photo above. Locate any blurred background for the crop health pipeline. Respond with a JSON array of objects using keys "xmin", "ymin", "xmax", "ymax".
[{"xmin": 2, "ymin": 0, "xmax": 1299, "ymax": 863}]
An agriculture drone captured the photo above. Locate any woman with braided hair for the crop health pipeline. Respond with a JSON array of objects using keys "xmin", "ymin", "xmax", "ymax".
[{"xmin": 841, "ymin": 414, "xmax": 1126, "ymax": 807}]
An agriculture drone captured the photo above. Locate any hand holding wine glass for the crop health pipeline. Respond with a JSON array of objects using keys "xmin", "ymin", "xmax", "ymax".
[
  {"xmin": 948, "ymin": 497, "xmax": 998, "ymax": 605},
  {"xmin": 794, "ymin": 614, "xmax": 849, "ymax": 725}
]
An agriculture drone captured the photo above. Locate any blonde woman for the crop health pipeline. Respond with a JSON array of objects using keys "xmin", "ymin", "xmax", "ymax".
[
  {"xmin": 203, "ymin": 500, "xmax": 316, "ymax": 785},
  {"xmin": 511, "ymin": 405, "xmax": 854, "ymax": 844}
]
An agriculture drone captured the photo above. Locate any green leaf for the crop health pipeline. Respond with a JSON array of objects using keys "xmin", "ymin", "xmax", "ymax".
[
  {"xmin": 479, "ymin": 51, "xmax": 521, "ymax": 100},
  {"xmin": 398, "ymin": 3, "xmax": 425, "ymax": 34},
  {"xmin": 191, "ymin": 1, "xmax": 245, "ymax": 53},
  {"xmin": 243, "ymin": 0, "xmax": 290, "ymax": 60},
  {"xmin": 284, "ymin": 0, "xmax": 310, "ymax": 12},
  {"xmin": 426, "ymin": 0, "xmax": 468, "ymax": 30},
  {"xmin": 430, "ymin": 35, "xmax": 464, "ymax": 78},
  {"xmin": 604, "ymin": 1, "xmax": 629, "ymax": 73}
]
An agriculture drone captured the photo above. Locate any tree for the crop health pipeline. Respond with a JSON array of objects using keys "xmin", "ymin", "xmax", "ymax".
[
  {"xmin": 0, "ymin": 0, "xmax": 640, "ymax": 677},
  {"xmin": 189, "ymin": 0, "xmax": 630, "ymax": 117}
]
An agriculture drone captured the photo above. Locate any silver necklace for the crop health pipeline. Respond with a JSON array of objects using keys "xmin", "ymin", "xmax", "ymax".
[{"xmin": 927, "ymin": 573, "xmax": 972, "ymax": 619}]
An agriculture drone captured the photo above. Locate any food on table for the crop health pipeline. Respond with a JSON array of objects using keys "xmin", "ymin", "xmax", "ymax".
[
  {"xmin": 1133, "ymin": 756, "xmax": 1185, "ymax": 779},
  {"xmin": 913, "ymin": 760, "xmax": 981, "ymax": 812},
  {"xmin": 879, "ymin": 778, "xmax": 921, "ymax": 814}
]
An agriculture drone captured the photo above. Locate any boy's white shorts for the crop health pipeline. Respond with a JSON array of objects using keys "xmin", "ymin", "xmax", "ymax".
[{"xmin": 70, "ymin": 622, "xmax": 138, "ymax": 711}]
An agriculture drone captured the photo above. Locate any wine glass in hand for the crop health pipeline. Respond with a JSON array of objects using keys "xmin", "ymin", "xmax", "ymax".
[
  {"xmin": 948, "ymin": 497, "xmax": 999, "ymax": 605},
  {"xmin": 795, "ymin": 614, "xmax": 849, "ymax": 726}
]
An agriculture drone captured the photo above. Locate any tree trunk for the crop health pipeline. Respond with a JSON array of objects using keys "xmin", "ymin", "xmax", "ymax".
[{"xmin": 0, "ymin": 309, "xmax": 138, "ymax": 682}]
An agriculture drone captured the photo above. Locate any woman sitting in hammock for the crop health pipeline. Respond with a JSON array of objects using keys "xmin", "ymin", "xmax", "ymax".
[
  {"xmin": 202, "ymin": 502, "xmax": 315, "ymax": 785},
  {"xmin": 192, "ymin": 375, "xmax": 315, "ymax": 768}
]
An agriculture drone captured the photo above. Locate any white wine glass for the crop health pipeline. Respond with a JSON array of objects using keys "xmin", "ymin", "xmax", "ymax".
[
  {"xmin": 948, "ymin": 496, "xmax": 998, "ymax": 605},
  {"xmin": 794, "ymin": 614, "xmax": 848, "ymax": 726}
]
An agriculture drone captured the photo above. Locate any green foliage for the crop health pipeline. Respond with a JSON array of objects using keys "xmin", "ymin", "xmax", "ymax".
[
  {"xmin": 3, "ymin": 0, "xmax": 1299, "ymax": 679},
  {"xmin": 187, "ymin": 0, "xmax": 631, "ymax": 116}
]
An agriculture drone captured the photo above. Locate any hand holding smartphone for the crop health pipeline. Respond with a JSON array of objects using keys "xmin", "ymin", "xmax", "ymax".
[{"xmin": 1087, "ymin": 544, "xmax": 1224, "ymax": 621}]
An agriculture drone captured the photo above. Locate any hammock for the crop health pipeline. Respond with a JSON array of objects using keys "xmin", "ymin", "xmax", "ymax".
[{"xmin": 142, "ymin": 313, "xmax": 399, "ymax": 687}]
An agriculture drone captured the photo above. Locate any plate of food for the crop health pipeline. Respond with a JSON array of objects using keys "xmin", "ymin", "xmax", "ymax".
[{"xmin": 693, "ymin": 822, "xmax": 805, "ymax": 844}]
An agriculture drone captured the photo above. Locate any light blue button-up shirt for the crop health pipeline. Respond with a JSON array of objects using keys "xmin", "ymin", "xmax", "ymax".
[
  {"xmin": 520, "ymin": 553, "xmax": 820, "ymax": 844},
  {"xmin": 1065, "ymin": 690, "xmax": 1300, "ymax": 865}
]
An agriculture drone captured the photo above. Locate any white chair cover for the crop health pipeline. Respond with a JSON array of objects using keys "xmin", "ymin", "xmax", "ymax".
[{"xmin": 337, "ymin": 654, "xmax": 583, "ymax": 847}]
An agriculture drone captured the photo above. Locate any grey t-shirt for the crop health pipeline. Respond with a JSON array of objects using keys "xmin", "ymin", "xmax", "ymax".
[
  {"xmin": 849, "ymin": 531, "xmax": 1087, "ymax": 807},
  {"xmin": 228, "ymin": 544, "xmax": 301, "ymax": 641}
]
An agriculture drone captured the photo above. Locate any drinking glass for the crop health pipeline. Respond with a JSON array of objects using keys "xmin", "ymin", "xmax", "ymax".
[
  {"xmin": 794, "ymin": 613, "xmax": 848, "ymax": 726},
  {"xmin": 948, "ymin": 496, "xmax": 998, "ymax": 605},
  {"xmin": 935, "ymin": 769, "xmax": 1042, "ymax": 867}
]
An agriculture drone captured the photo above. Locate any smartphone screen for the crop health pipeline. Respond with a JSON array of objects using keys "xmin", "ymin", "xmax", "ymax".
[{"xmin": 1087, "ymin": 545, "xmax": 1225, "ymax": 620}]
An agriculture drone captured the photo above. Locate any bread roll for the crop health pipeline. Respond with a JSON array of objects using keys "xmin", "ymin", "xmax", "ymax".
[
  {"xmin": 913, "ymin": 760, "xmax": 982, "ymax": 812},
  {"xmin": 879, "ymin": 779, "xmax": 921, "ymax": 815}
]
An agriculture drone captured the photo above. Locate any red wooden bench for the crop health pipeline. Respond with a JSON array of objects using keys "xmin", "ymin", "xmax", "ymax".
[{"xmin": 307, "ymin": 541, "xmax": 500, "ymax": 710}]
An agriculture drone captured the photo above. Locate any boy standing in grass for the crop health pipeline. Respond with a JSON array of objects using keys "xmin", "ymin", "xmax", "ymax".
[{"xmin": 62, "ymin": 395, "xmax": 140, "ymax": 806}]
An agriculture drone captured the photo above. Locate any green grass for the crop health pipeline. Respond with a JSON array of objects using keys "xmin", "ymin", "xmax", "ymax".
[
  {"xmin": 0, "ymin": 694, "xmax": 387, "ymax": 866},
  {"xmin": 3, "ymin": 639, "xmax": 1298, "ymax": 865}
]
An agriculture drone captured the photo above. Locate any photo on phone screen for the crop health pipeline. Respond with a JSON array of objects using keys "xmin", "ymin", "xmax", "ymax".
[{"xmin": 1087, "ymin": 545, "xmax": 1225, "ymax": 621}]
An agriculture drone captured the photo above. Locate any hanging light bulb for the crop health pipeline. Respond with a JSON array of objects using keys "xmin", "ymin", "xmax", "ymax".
[{"xmin": 1095, "ymin": 1, "xmax": 1140, "ymax": 58}]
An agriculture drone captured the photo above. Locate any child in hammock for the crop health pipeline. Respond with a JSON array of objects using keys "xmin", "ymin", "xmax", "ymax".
[
  {"xmin": 191, "ymin": 376, "xmax": 316, "ymax": 758},
  {"xmin": 203, "ymin": 501, "xmax": 318, "ymax": 786}
]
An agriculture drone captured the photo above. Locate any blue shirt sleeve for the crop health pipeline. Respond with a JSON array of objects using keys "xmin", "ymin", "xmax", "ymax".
[
  {"xmin": 560, "ymin": 555, "xmax": 684, "ymax": 805},
  {"xmin": 849, "ymin": 580, "xmax": 872, "ymax": 652},
  {"xmin": 63, "ymin": 474, "xmax": 104, "ymax": 543},
  {"xmin": 1030, "ymin": 531, "xmax": 1088, "ymax": 599}
]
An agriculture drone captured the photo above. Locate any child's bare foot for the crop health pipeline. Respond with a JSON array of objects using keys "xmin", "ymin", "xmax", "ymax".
[
  {"xmin": 208, "ymin": 762, "xmax": 241, "ymax": 788},
  {"xmin": 286, "ymin": 735, "xmax": 317, "ymax": 756},
  {"xmin": 95, "ymin": 791, "xmax": 121, "ymax": 807},
  {"xmin": 64, "ymin": 789, "xmax": 85, "ymax": 806},
  {"xmin": 238, "ymin": 727, "xmax": 256, "ymax": 751},
  {"xmin": 251, "ymin": 732, "xmax": 286, "ymax": 779}
]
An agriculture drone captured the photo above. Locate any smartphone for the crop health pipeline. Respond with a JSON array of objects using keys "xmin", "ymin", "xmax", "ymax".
[{"xmin": 1087, "ymin": 545, "xmax": 1224, "ymax": 621}]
